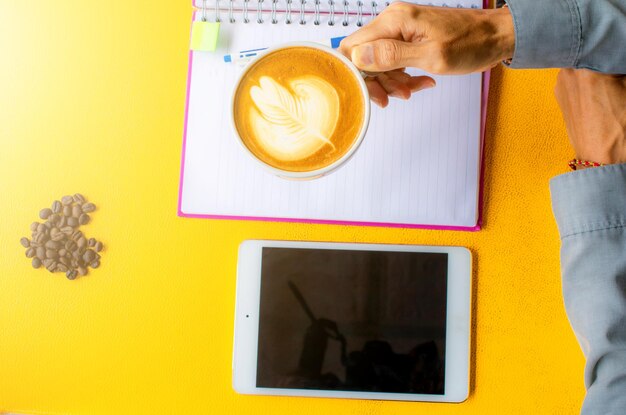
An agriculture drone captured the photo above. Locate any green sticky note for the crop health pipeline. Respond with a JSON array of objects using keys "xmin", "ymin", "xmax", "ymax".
[{"xmin": 190, "ymin": 21, "xmax": 220, "ymax": 52}]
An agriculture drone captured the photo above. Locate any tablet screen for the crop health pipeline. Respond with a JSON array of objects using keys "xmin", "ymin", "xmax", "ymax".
[{"xmin": 257, "ymin": 247, "xmax": 448, "ymax": 395}]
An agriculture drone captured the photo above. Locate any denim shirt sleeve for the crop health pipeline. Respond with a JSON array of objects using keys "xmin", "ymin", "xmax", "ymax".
[
  {"xmin": 550, "ymin": 164, "xmax": 626, "ymax": 414},
  {"xmin": 497, "ymin": 0, "xmax": 626, "ymax": 73}
]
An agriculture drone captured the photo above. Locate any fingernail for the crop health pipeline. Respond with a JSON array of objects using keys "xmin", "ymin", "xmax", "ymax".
[
  {"xmin": 390, "ymin": 93, "xmax": 407, "ymax": 100},
  {"xmin": 426, "ymin": 80, "xmax": 436, "ymax": 89},
  {"xmin": 353, "ymin": 44, "xmax": 374, "ymax": 67}
]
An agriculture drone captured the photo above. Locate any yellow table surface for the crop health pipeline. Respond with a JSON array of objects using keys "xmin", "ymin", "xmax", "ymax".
[{"xmin": 0, "ymin": 1, "xmax": 584, "ymax": 414}]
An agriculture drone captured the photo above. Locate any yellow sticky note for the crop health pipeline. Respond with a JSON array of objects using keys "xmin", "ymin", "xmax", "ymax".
[{"xmin": 190, "ymin": 21, "xmax": 220, "ymax": 52}]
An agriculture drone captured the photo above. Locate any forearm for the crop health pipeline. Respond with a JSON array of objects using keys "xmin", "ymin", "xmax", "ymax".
[
  {"xmin": 498, "ymin": 0, "xmax": 626, "ymax": 73},
  {"xmin": 550, "ymin": 164, "xmax": 626, "ymax": 414}
]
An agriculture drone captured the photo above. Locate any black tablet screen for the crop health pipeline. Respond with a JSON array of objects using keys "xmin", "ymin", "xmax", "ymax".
[{"xmin": 256, "ymin": 247, "xmax": 448, "ymax": 395}]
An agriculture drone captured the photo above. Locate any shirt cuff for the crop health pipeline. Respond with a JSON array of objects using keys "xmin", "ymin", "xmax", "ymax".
[
  {"xmin": 498, "ymin": 0, "xmax": 581, "ymax": 69},
  {"xmin": 550, "ymin": 164, "xmax": 626, "ymax": 239}
]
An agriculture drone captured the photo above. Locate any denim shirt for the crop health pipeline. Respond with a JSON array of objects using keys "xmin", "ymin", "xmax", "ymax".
[
  {"xmin": 498, "ymin": 0, "xmax": 626, "ymax": 73},
  {"xmin": 550, "ymin": 164, "xmax": 626, "ymax": 414}
]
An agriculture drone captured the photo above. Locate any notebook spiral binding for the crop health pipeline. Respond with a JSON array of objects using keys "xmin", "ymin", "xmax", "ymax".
[
  {"xmin": 200, "ymin": 0, "xmax": 390, "ymax": 26},
  {"xmin": 200, "ymin": 0, "xmax": 479, "ymax": 27}
]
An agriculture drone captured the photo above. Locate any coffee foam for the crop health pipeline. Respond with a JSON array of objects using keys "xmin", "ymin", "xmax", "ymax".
[
  {"xmin": 234, "ymin": 47, "xmax": 365, "ymax": 172},
  {"xmin": 249, "ymin": 75, "xmax": 340, "ymax": 161}
]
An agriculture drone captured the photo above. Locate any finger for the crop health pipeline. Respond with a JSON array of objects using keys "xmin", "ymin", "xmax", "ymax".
[
  {"xmin": 406, "ymin": 75, "xmax": 436, "ymax": 93},
  {"xmin": 375, "ymin": 73, "xmax": 411, "ymax": 100},
  {"xmin": 385, "ymin": 69, "xmax": 412, "ymax": 82},
  {"xmin": 339, "ymin": 12, "xmax": 403, "ymax": 57},
  {"xmin": 351, "ymin": 39, "xmax": 427, "ymax": 72},
  {"xmin": 339, "ymin": 2, "xmax": 417, "ymax": 56},
  {"xmin": 383, "ymin": 72, "xmax": 436, "ymax": 89},
  {"xmin": 365, "ymin": 78, "xmax": 389, "ymax": 108}
]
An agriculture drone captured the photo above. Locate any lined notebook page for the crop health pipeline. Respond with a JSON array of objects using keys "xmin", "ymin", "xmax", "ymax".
[{"xmin": 180, "ymin": 0, "xmax": 483, "ymax": 227}]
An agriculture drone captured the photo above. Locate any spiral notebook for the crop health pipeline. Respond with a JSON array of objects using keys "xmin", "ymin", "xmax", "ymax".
[{"xmin": 179, "ymin": 0, "xmax": 489, "ymax": 230}]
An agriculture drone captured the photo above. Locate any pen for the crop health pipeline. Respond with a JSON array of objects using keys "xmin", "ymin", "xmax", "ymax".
[{"xmin": 223, "ymin": 36, "xmax": 346, "ymax": 64}]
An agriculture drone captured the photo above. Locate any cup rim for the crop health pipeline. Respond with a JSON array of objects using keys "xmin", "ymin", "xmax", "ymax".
[{"xmin": 230, "ymin": 41, "xmax": 371, "ymax": 179}]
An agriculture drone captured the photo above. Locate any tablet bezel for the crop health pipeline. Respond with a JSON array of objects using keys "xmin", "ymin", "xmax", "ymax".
[{"xmin": 233, "ymin": 240, "xmax": 472, "ymax": 402}]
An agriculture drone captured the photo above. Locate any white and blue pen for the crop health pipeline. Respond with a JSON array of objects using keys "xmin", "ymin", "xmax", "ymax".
[{"xmin": 223, "ymin": 36, "xmax": 346, "ymax": 64}]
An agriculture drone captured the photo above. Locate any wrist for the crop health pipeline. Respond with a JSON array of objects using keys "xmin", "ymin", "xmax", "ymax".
[
  {"xmin": 575, "ymin": 133, "xmax": 626, "ymax": 166},
  {"xmin": 487, "ymin": 7, "xmax": 515, "ymax": 64}
]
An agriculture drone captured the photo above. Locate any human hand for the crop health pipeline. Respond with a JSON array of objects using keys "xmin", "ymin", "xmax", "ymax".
[
  {"xmin": 555, "ymin": 69, "xmax": 626, "ymax": 166},
  {"xmin": 339, "ymin": 2, "xmax": 515, "ymax": 107}
]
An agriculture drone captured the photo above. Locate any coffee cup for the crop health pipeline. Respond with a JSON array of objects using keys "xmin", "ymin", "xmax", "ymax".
[{"xmin": 231, "ymin": 42, "xmax": 370, "ymax": 180}]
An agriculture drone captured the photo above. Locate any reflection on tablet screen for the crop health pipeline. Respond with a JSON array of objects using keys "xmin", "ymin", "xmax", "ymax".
[{"xmin": 257, "ymin": 248, "xmax": 448, "ymax": 395}]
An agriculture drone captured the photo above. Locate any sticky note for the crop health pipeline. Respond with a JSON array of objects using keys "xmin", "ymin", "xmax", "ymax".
[{"xmin": 190, "ymin": 21, "xmax": 220, "ymax": 52}]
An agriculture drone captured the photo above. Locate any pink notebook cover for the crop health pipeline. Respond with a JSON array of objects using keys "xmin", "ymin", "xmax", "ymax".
[{"xmin": 178, "ymin": 0, "xmax": 490, "ymax": 232}]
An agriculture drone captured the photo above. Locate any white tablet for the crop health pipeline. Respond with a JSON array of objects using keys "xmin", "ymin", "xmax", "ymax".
[{"xmin": 233, "ymin": 240, "xmax": 472, "ymax": 402}]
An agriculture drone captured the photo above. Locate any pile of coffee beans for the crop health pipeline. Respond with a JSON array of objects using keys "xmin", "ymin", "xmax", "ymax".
[{"xmin": 20, "ymin": 194, "xmax": 103, "ymax": 280}]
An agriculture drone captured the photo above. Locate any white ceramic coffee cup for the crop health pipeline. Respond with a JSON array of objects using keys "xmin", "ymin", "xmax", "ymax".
[{"xmin": 231, "ymin": 42, "xmax": 371, "ymax": 180}]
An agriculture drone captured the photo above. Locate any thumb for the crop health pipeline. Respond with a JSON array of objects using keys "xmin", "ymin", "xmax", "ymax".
[{"xmin": 351, "ymin": 39, "xmax": 423, "ymax": 72}]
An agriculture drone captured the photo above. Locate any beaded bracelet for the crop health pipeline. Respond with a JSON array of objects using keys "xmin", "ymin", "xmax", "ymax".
[{"xmin": 568, "ymin": 159, "xmax": 605, "ymax": 171}]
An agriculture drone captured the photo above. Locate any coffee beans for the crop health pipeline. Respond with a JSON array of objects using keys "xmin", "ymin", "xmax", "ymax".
[
  {"xmin": 45, "ymin": 240, "xmax": 60, "ymax": 250},
  {"xmin": 34, "ymin": 232, "xmax": 47, "ymax": 244},
  {"xmin": 50, "ymin": 228, "xmax": 65, "ymax": 242},
  {"xmin": 39, "ymin": 208, "xmax": 52, "ymax": 219},
  {"xmin": 20, "ymin": 195, "xmax": 103, "ymax": 280},
  {"xmin": 73, "ymin": 193, "xmax": 85, "ymax": 204},
  {"xmin": 83, "ymin": 249, "xmax": 95, "ymax": 263},
  {"xmin": 60, "ymin": 226, "xmax": 73, "ymax": 235},
  {"xmin": 51, "ymin": 200, "xmax": 62, "ymax": 214},
  {"xmin": 81, "ymin": 203, "xmax": 96, "ymax": 213},
  {"xmin": 45, "ymin": 259, "xmax": 56, "ymax": 272}
]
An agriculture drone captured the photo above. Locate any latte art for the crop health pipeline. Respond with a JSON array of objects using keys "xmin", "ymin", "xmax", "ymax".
[
  {"xmin": 233, "ymin": 46, "xmax": 366, "ymax": 173},
  {"xmin": 249, "ymin": 76, "xmax": 340, "ymax": 161}
]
